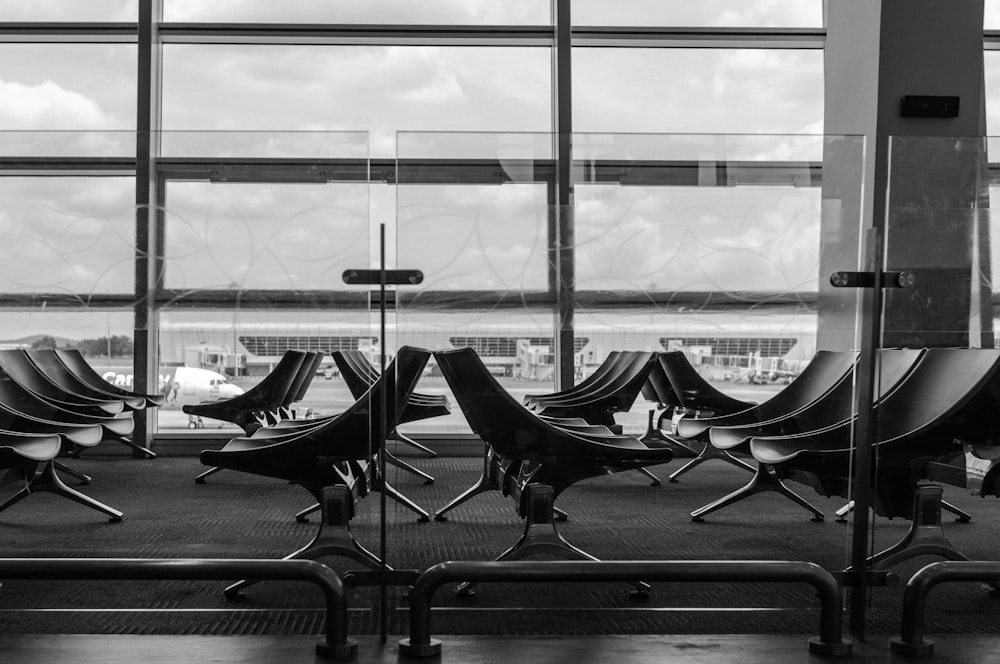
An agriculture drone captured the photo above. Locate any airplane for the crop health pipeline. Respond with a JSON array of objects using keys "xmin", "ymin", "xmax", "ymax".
[{"xmin": 101, "ymin": 365, "xmax": 245, "ymax": 428}]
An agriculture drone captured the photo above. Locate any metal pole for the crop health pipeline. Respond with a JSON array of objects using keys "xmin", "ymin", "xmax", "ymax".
[
  {"xmin": 134, "ymin": 0, "xmax": 163, "ymax": 453},
  {"xmin": 0, "ymin": 558, "xmax": 355, "ymax": 660},
  {"xmin": 399, "ymin": 560, "xmax": 850, "ymax": 658},
  {"xmin": 553, "ymin": 0, "xmax": 575, "ymax": 392},
  {"xmin": 378, "ymin": 222, "xmax": 388, "ymax": 642},
  {"xmin": 847, "ymin": 227, "xmax": 884, "ymax": 639}
]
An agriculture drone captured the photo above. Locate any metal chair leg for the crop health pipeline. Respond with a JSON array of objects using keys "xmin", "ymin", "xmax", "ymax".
[{"xmin": 690, "ymin": 464, "xmax": 824, "ymax": 522}]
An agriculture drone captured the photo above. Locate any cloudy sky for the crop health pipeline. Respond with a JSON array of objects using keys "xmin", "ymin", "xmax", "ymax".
[{"xmin": 0, "ymin": 1, "xmax": 995, "ymax": 342}]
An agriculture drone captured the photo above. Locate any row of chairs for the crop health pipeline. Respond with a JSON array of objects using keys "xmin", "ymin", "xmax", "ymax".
[
  {"xmin": 197, "ymin": 344, "xmax": 1000, "ymax": 599},
  {"xmin": 0, "ymin": 349, "xmax": 161, "ymax": 521},
  {"xmin": 194, "ymin": 346, "xmax": 768, "ymax": 596},
  {"xmin": 664, "ymin": 347, "xmax": 1000, "ymax": 568}
]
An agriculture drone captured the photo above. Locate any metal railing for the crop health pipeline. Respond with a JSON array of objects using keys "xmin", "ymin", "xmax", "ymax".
[
  {"xmin": 398, "ymin": 560, "xmax": 851, "ymax": 658},
  {"xmin": 890, "ymin": 560, "xmax": 1000, "ymax": 656},
  {"xmin": 0, "ymin": 558, "xmax": 356, "ymax": 660}
]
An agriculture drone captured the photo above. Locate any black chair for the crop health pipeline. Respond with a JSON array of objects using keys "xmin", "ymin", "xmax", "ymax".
[
  {"xmin": 191, "ymin": 351, "xmax": 318, "ymax": 484},
  {"xmin": 27, "ymin": 350, "xmax": 146, "ymax": 411},
  {"xmin": 0, "ymin": 378, "xmax": 123, "ymax": 521},
  {"xmin": 333, "ymin": 349, "xmax": 448, "ymax": 458},
  {"xmin": 529, "ymin": 351, "xmax": 658, "ymax": 427},
  {"xmin": 0, "ymin": 349, "xmax": 125, "ymax": 416},
  {"xmin": 432, "ymin": 350, "xmax": 658, "ymax": 520},
  {"xmin": 199, "ymin": 346, "xmax": 432, "ymax": 597},
  {"xmin": 0, "ymin": 430, "xmax": 64, "ymax": 511},
  {"xmin": 750, "ymin": 348, "xmax": 1000, "ymax": 568},
  {"xmin": 522, "ymin": 351, "xmax": 625, "ymax": 409},
  {"xmin": 278, "ymin": 351, "xmax": 324, "ymax": 420},
  {"xmin": 688, "ymin": 348, "xmax": 921, "ymax": 522},
  {"xmin": 660, "ymin": 350, "xmax": 757, "ymax": 422},
  {"xmin": 0, "ymin": 359, "xmax": 144, "ymax": 459},
  {"xmin": 434, "ymin": 347, "xmax": 674, "ymax": 581},
  {"xmin": 637, "ymin": 354, "xmax": 693, "ymax": 454},
  {"xmin": 54, "ymin": 349, "xmax": 164, "ymax": 408},
  {"xmin": 669, "ymin": 350, "xmax": 858, "ymax": 483},
  {"xmin": 184, "ymin": 350, "xmax": 310, "ymax": 435}
]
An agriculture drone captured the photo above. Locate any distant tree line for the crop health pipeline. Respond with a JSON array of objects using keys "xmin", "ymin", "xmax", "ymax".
[{"xmin": 29, "ymin": 335, "xmax": 134, "ymax": 358}]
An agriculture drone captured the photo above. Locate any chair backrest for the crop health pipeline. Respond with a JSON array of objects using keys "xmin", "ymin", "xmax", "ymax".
[
  {"xmin": 524, "ymin": 351, "xmax": 625, "ymax": 406},
  {"xmin": 282, "ymin": 351, "xmax": 322, "ymax": 407},
  {"xmin": 0, "ymin": 350, "xmax": 123, "ymax": 415},
  {"xmin": 659, "ymin": 350, "xmax": 757, "ymax": 416},
  {"xmin": 54, "ymin": 349, "xmax": 164, "ymax": 406},
  {"xmin": 0, "ymin": 368, "xmax": 126, "ymax": 430},
  {"xmin": 332, "ymin": 350, "xmax": 377, "ymax": 400},
  {"xmin": 27, "ymin": 349, "xmax": 145, "ymax": 410},
  {"xmin": 537, "ymin": 351, "xmax": 658, "ymax": 413},
  {"xmin": 641, "ymin": 355, "xmax": 684, "ymax": 408},
  {"xmin": 676, "ymin": 350, "xmax": 856, "ymax": 438},
  {"xmin": 301, "ymin": 346, "xmax": 432, "ymax": 458},
  {"xmin": 753, "ymin": 348, "xmax": 1000, "ymax": 461},
  {"xmin": 709, "ymin": 348, "xmax": 922, "ymax": 448},
  {"xmin": 435, "ymin": 347, "xmax": 654, "ymax": 462},
  {"xmin": 251, "ymin": 350, "xmax": 310, "ymax": 404}
]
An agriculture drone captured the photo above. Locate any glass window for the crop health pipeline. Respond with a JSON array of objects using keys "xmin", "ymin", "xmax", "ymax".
[
  {"xmin": 162, "ymin": 46, "xmax": 551, "ymax": 157},
  {"xmin": 0, "ymin": 45, "xmax": 137, "ymax": 130},
  {"xmin": 163, "ymin": 181, "xmax": 368, "ymax": 290},
  {"xmin": 0, "ymin": 177, "xmax": 135, "ymax": 294},
  {"xmin": 163, "ymin": 0, "xmax": 550, "ymax": 24},
  {"xmin": 0, "ymin": 0, "xmax": 136, "ymax": 21},
  {"xmin": 573, "ymin": 0, "xmax": 822, "ymax": 27},
  {"xmin": 573, "ymin": 48, "xmax": 824, "ymax": 133}
]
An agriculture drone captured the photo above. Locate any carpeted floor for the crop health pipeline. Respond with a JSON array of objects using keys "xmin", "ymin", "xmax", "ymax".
[{"xmin": 1, "ymin": 451, "xmax": 999, "ymax": 637}]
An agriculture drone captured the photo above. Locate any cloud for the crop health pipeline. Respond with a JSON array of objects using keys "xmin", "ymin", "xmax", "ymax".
[
  {"xmin": 162, "ymin": 0, "xmax": 546, "ymax": 24},
  {"xmin": 0, "ymin": 80, "xmax": 116, "ymax": 129}
]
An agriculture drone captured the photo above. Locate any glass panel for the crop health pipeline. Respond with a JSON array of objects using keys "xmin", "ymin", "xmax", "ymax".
[
  {"xmin": 392, "ymin": 131, "xmax": 554, "ymax": 631},
  {"xmin": 161, "ymin": 45, "xmax": 552, "ymax": 157},
  {"xmin": 0, "ymin": 0, "xmax": 136, "ymax": 21},
  {"xmin": 393, "ymin": 131, "xmax": 866, "ymax": 636},
  {"xmin": 0, "ymin": 46, "xmax": 137, "ymax": 130},
  {"xmin": 157, "ymin": 130, "xmax": 369, "ymax": 431},
  {"xmin": 573, "ymin": 0, "xmax": 823, "ymax": 27},
  {"xmin": 162, "ymin": 0, "xmax": 550, "ymax": 24},
  {"xmin": 0, "ymin": 176, "xmax": 135, "ymax": 294},
  {"xmin": 573, "ymin": 48, "xmax": 824, "ymax": 134},
  {"xmin": 878, "ymin": 136, "xmax": 994, "ymax": 630}
]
